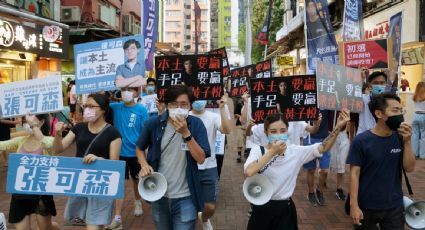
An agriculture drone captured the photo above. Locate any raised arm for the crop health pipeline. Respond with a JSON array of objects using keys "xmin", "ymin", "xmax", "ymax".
[
  {"xmin": 318, "ymin": 109, "xmax": 350, "ymax": 154},
  {"xmin": 53, "ymin": 122, "xmax": 76, "ymax": 154}
]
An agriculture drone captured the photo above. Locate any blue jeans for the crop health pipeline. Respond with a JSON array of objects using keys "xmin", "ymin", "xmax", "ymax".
[
  {"xmin": 412, "ymin": 114, "xmax": 425, "ymax": 159},
  {"xmin": 151, "ymin": 196, "xmax": 197, "ymax": 230}
]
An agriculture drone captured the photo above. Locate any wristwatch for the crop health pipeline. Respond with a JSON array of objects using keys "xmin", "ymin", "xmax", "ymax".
[{"xmin": 183, "ymin": 134, "xmax": 192, "ymax": 142}]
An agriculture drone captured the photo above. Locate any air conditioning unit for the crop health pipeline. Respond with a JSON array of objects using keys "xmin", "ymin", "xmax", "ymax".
[
  {"xmin": 123, "ymin": 15, "xmax": 134, "ymax": 33},
  {"xmin": 61, "ymin": 6, "xmax": 81, "ymax": 22}
]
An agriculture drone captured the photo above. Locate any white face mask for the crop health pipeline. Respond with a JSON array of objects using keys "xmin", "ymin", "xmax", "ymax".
[
  {"xmin": 169, "ymin": 108, "xmax": 189, "ymax": 120},
  {"xmin": 122, "ymin": 90, "xmax": 134, "ymax": 103}
]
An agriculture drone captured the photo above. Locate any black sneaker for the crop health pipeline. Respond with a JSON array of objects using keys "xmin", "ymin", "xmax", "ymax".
[
  {"xmin": 307, "ymin": 192, "xmax": 318, "ymax": 207},
  {"xmin": 236, "ymin": 156, "xmax": 242, "ymax": 163},
  {"xmin": 315, "ymin": 189, "xmax": 326, "ymax": 206},
  {"xmin": 247, "ymin": 207, "xmax": 252, "ymax": 217},
  {"xmin": 336, "ymin": 188, "xmax": 346, "ymax": 200}
]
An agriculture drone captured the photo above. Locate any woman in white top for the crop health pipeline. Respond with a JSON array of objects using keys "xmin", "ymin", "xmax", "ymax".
[
  {"xmin": 244, "ymin": 110, "xmax": 350, "ymax": 229},
  {"xmin": 412, "ymin": 81, "xmax": 425, "ymax": 159}
]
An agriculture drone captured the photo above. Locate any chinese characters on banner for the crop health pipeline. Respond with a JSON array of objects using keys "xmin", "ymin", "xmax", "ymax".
[
  {"xmin": 342, "ymin": 39, "xmax": 390, "ymax": 69},
  {"xmin": 249, "ymin": 75, "xmax": 318, "ymax": 123},
  {"xmin": 74, "ymin": 35, "xmax": 145, "ymax": 94},
  {"xmin": 6, "ymin": 154, "xmax": 125, "ymax": 198},
  {"xmin": 209, "ymin": 47, "xmax": 231, "ymax": 78},
  {"xmin": 305, "ymin": 0, "xmax": 339, "ymax": 72},
  {"xmin": 142, "ymin": 0, "xmax": 159, "ymax": 71},
  {"xmin": 342, "ymin": 0, "xmax": 362, "ymax": 41},
  {"xmin": 0, "ymin": 76, "xmax": 63, "ymax": 118},
  {"xmin": 316, "ymin": 61, "xmax": 363, "ymax": 112},
  {"xmin": 155, "ymin": 55, "xmax": 223, "ymax": 101},
  {"xmin": 229, "ymin": 59, "xmax": 273, "ymax": 97}
]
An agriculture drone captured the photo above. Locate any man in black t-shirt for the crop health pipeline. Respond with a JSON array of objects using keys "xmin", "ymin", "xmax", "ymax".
[{"xmin": 347, "ymin": 93, "xmax": 415, "ymax": 229}]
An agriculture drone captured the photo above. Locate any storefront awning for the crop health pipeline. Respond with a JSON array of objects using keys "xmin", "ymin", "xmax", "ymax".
[{"xmin": 266, "ymin": 25, "xmax": 304, "ymax": 60}]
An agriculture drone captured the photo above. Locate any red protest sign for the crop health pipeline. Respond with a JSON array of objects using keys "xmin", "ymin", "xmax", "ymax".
[{"xmin": 341, "ymin": 39, "xmax": 394, "ymax": 69}]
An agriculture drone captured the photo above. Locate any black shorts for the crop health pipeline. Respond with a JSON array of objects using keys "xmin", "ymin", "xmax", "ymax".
[
  {"xmin": 9, "ymin": 195, "xmax": 56, "ymax": 223},
  {"xmin": 70, "ymin": 103, "xmax": 76, "ymax": 113},
  {"xmin": 120, "ymin": 156, "xmax": 141, "ymax": 180}
]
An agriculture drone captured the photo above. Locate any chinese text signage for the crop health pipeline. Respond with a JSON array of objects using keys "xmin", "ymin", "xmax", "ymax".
[
  {"xmin": 249, "ymin": 75, "xmax": 318, "ymax": 123},
  {"xmin": 0, "ymin": 19, "xmax": 69, "ymax": 59},
  {"xmin": 316, "ymin": 61, "xmax": 363, "ymax": 112},
  {"xmin": 74, "ymin": 35, "xmax": 145, "ymax": 94},
  {"xmin": 342, "ymin": 39, "xmax": 390, "ymax": 69},
  {"xmin": 0, "ymin": 76, "xmax": 63, "ymax": 118},
  {"xmin": 209, "ymin": 48, "xmax": 231, "ymax": 78},
  {"xmin": 7, "ymin": 154, "xmax": 125, "ymax": 198},
  {"xmin": 230, "ymin": 59, "xmax": 273, "ymax": 97},
  {"xmin": 155, "ymin": 54, "xmax": 223, "ymax": 101}
]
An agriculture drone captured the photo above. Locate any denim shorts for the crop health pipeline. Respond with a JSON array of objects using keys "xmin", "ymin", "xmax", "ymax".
[
  {"xmin": 199, "ymin": 167, "xmax": 219, "ymax": 203},
  {"xmin": 64, "ymin": 196, "xmax": 114, "ymax": 225},
  {"xmin": 303, "ymin": 137, "xmax": 331, "ymax": 170},
  {"xmin": 151, "ymin": 196, "xmax": 197, "ymax": 230}
]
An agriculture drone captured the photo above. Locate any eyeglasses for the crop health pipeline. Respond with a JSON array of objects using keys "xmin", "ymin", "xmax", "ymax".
[
  {"xmin": 168, "ymin": 102, "xmax": 190, "ymax": 109},
  {"xmin": 82, "ymin": 104, "xmax": 101, "ymax": 109}
]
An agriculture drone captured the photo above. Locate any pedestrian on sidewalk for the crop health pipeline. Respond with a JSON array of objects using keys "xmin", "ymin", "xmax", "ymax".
[
  {"xmin": 1, "ymin": 114, "xmax": 60, "ymax": 230},
  {"xmin": 412, "ymin": 81, "xmax": 425, "ymax": 159},
  {"xmin": 244, "ymin": 110, "xmax": 350, "ymax": 229},
  {"xmin": 348, "ymin": 93, "xmax": 415, "ymax": 229},
  {"xmin": 190, "ymin": 94, "xmax": 232, "ymax": 230},
  {"xmin": 136, "ymin": 85, "xmax": 210, "ymax": 229},
  {"xmin": 54, "ymin": 93, "xmax": 122, "ymax": 230},
  {"xmin": 106, "ymin": 87, "xmax": 149, "ymax": 230}
]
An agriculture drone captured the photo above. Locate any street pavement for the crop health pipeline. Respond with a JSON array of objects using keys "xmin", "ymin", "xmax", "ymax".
[{"xmin": 1, "ymin": 131, "xmax": 424, "ymax": 229}]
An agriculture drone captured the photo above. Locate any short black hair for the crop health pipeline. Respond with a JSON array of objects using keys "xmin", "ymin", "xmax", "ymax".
[
  {"xmin": 147, "ymin": 78, "xmax": 156, "ymax": 84},
  {"xmin": 123, "ymin": 39, "xmax": 141, "ymax": 49},
  {"xmin": 88, "ymin": 93, "xmax": 113, "ymax": 124},
  {"xmin": 264, "ymin": 113, "xmax": 289, "ymax": 132},
  {"xmin": 164, "ymin": 85, "xmax": 194, "ymax": 105},
  {"xmin": 35, "ymin": 114, "xmax": 50, "ymax": 136},
  {"xmin": 367, "ymin": 71, "xmax": 387, "ymax": 83},
  {"xmin": 368, "ymin": 92, "xmax": 401, "ymax": 121}
]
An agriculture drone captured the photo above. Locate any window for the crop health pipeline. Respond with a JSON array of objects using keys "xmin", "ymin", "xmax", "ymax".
[
  {"xmin": 165, "ymin": 0, "xmax": 180, "ymax": 5},
  {"xmin": 166, "ymin": 10, "xmax": 181, "ymax": 17},
  {"xmin": 201, "ymin": 10, "xmax": 208, "ymax": 16},
  {"xmin": 166, "ymin": 32, "xmax": 181, "ymax": 37},
  {"xmin": 99, "ymin": 3, "xmax": 116, "ymax": 27},
  {"xmin": 165, "ymin": 21, "xmax": 181, "ymax": 27}
]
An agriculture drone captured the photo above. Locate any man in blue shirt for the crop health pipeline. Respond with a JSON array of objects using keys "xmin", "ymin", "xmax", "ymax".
[
  {"xmin": 115, "ymin": 39, "xmax": 146, "ymax": 88},
  {"xmin": 347, "ymin": 93, "xmax": 415, "ymax": 229},
  {"xmin": 106, "ymin": 87, "xmax": 148, "ymax": 230},
  {"xmin": 136, "ymin": 85, "xmax": 210, "ymax": 229}
]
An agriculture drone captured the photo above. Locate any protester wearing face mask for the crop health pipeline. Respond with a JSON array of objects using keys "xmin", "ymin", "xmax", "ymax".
[
  {"xmin": 357, "ymin": 71, "xmax": 388, "ymax": 135},
  {"xmin": 53, "ymin": 94, "xmax": 122, "ymax": 230},
  {"xmin": 136, "ymin": 85, "xmax": 210, "ymax": 229},
  {"xmin": 244, "ymin": 110, "xmax": 350, "ymax": 229},
  {"xmin": 106, "ymin": 87, "xmax": 148, "ymax": 230},
  {"xmin": 347, "ymin": 93, "xmax": 415, "ymax": 229},
  {"xmin": 140, "ymin": 78, "xmax": 159, "ymax": 117},
  {"xmin": 189, "ymin": 96, "xmax": 232, "ymax": 230}
]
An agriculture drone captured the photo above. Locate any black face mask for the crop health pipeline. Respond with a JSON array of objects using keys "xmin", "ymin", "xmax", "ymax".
[{"xmin": 385, "ymin": 114, "xmax": 404, "ymax": 131}]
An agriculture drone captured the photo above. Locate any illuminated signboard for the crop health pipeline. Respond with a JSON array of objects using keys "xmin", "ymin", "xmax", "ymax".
[{"xmin": 0, "ymin": 19, "xmax": 69, "ymax": 59}]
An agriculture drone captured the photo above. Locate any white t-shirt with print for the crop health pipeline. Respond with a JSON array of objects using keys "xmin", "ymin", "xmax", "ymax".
[
  {"xmin": 70, "ymin": 85, "xmax": 77, "ymax": 104},
  {"xmin": 189, "ymin": 110, "xmax": 221, "ymax": 170},
  {"xmin": 357, "ymin": 94, "xmax": 376, "ymax": 135},
  {"xmin": 244, "ymin": 143, "xmax": 322, "ymax": 200}
]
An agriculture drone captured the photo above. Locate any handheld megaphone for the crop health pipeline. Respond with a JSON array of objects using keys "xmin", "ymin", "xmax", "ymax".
[
  {"xmin": 0, "ymin": 212, "xmax": 7, "ymax": 230},
  {"xmin": 138, "ymin": 172, "xmax": 167, "ymax": 202},
  {"xmin": 243, "ymin": 174, "xmax": 273, "ymax": 205},
  {"xmin": 404, "ymin": 196, "xmax": 425, "ymax": 230}
]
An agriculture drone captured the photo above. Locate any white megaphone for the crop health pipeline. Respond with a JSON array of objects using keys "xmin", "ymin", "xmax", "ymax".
[
  {"xmin": 138, "ymin": 172, "xmax": 167, "ymax": 202},
  {"xmin": 404, "ymin": 196, "xmax": 425, "ymax": 230},
  {"xmin": 0, "ymin": 212, "xmax": 7, "ymax": 230},
  {"xmin": 243, "ymin": 174, "xmax": 274, "ymax": 205}
]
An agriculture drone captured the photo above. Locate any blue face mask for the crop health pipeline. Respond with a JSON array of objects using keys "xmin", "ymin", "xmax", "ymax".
[
  {"xmin": 268, "ymin": 133, "xmax": 288, "ymax": 144},
  {"xmin": 192, "ymin": 100, "xmax": 207, "ymax": 111},
  {"xmin": 147, "ymin": 85, "xmax": 155, "ymax": 93},
  {"xmin": 371, "ymin": 85, "xmax": 386, "ymax": 95}
]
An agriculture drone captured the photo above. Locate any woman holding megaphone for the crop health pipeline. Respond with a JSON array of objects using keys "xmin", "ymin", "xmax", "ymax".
[{"xmin": 244, "ymin": 109, "xmax": 350, "ymax": 229}]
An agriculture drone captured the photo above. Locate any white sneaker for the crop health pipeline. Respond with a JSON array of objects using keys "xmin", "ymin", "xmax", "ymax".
[
  {"xmin": 201, "ymin": 219, "xmax": 213, "ymax": 230},
  {"xmin": 134, "ymin": 200, "xmax": 143, "ymax": 216},
  {"xmin": 105, "ymin": 219, "xmax": 122, "ymax": 230}
]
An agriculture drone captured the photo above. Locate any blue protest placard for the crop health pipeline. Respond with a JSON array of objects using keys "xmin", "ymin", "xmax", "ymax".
[
  {"xmin": 0, "ymin": 76, "xmax": 63, "ymax": 118},
  {"xmin": 6, "ymin": 154, "xmax": 125, "ymax": 198},
  {"xmin": 74, "ymin": 35, "xmax": 145, "ymax": 94}
]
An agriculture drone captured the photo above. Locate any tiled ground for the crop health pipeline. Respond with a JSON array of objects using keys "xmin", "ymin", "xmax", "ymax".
[{"xmin": 1, "ymin": 131, "xmax": 423, "ymax": 229}]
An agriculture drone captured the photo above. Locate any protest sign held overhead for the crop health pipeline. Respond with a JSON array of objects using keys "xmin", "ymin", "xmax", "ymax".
[
  {"xmin": 0, "ymin": 76, "xmax": 63, "ymax": 118},
  {"xmin": 7, "ymin": 154, "xmax": 125, "ymax": 199},
  {"xmin": 155, "ymin": 54, "xmax": 223, "ymax": 101},
  {"xmin": 316, "ymin": 61, "xmax": 363, "ymax": 113},
  {"xmin": 340, "ymin": 38, "xmax": 393, "ymax": 69},
  {"xmin": 249, "ymin": 75, "xmax": 318, "ymax": 123},
  {"xmin": 230, "ymin": 59, "xmax": 273, "ymax": 97},
  {"xmin": 74, "ymin": 35, "xmax": 146, "ymax": 94},
  {"xmin": 209, "ymin": 47, "xmax": 231, "ymax": 78}
]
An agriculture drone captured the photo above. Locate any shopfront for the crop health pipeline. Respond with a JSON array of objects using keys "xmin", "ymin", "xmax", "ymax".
[{"xmin": 0, "ymin": 17, "xmax": 69, "ymax": 83}]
